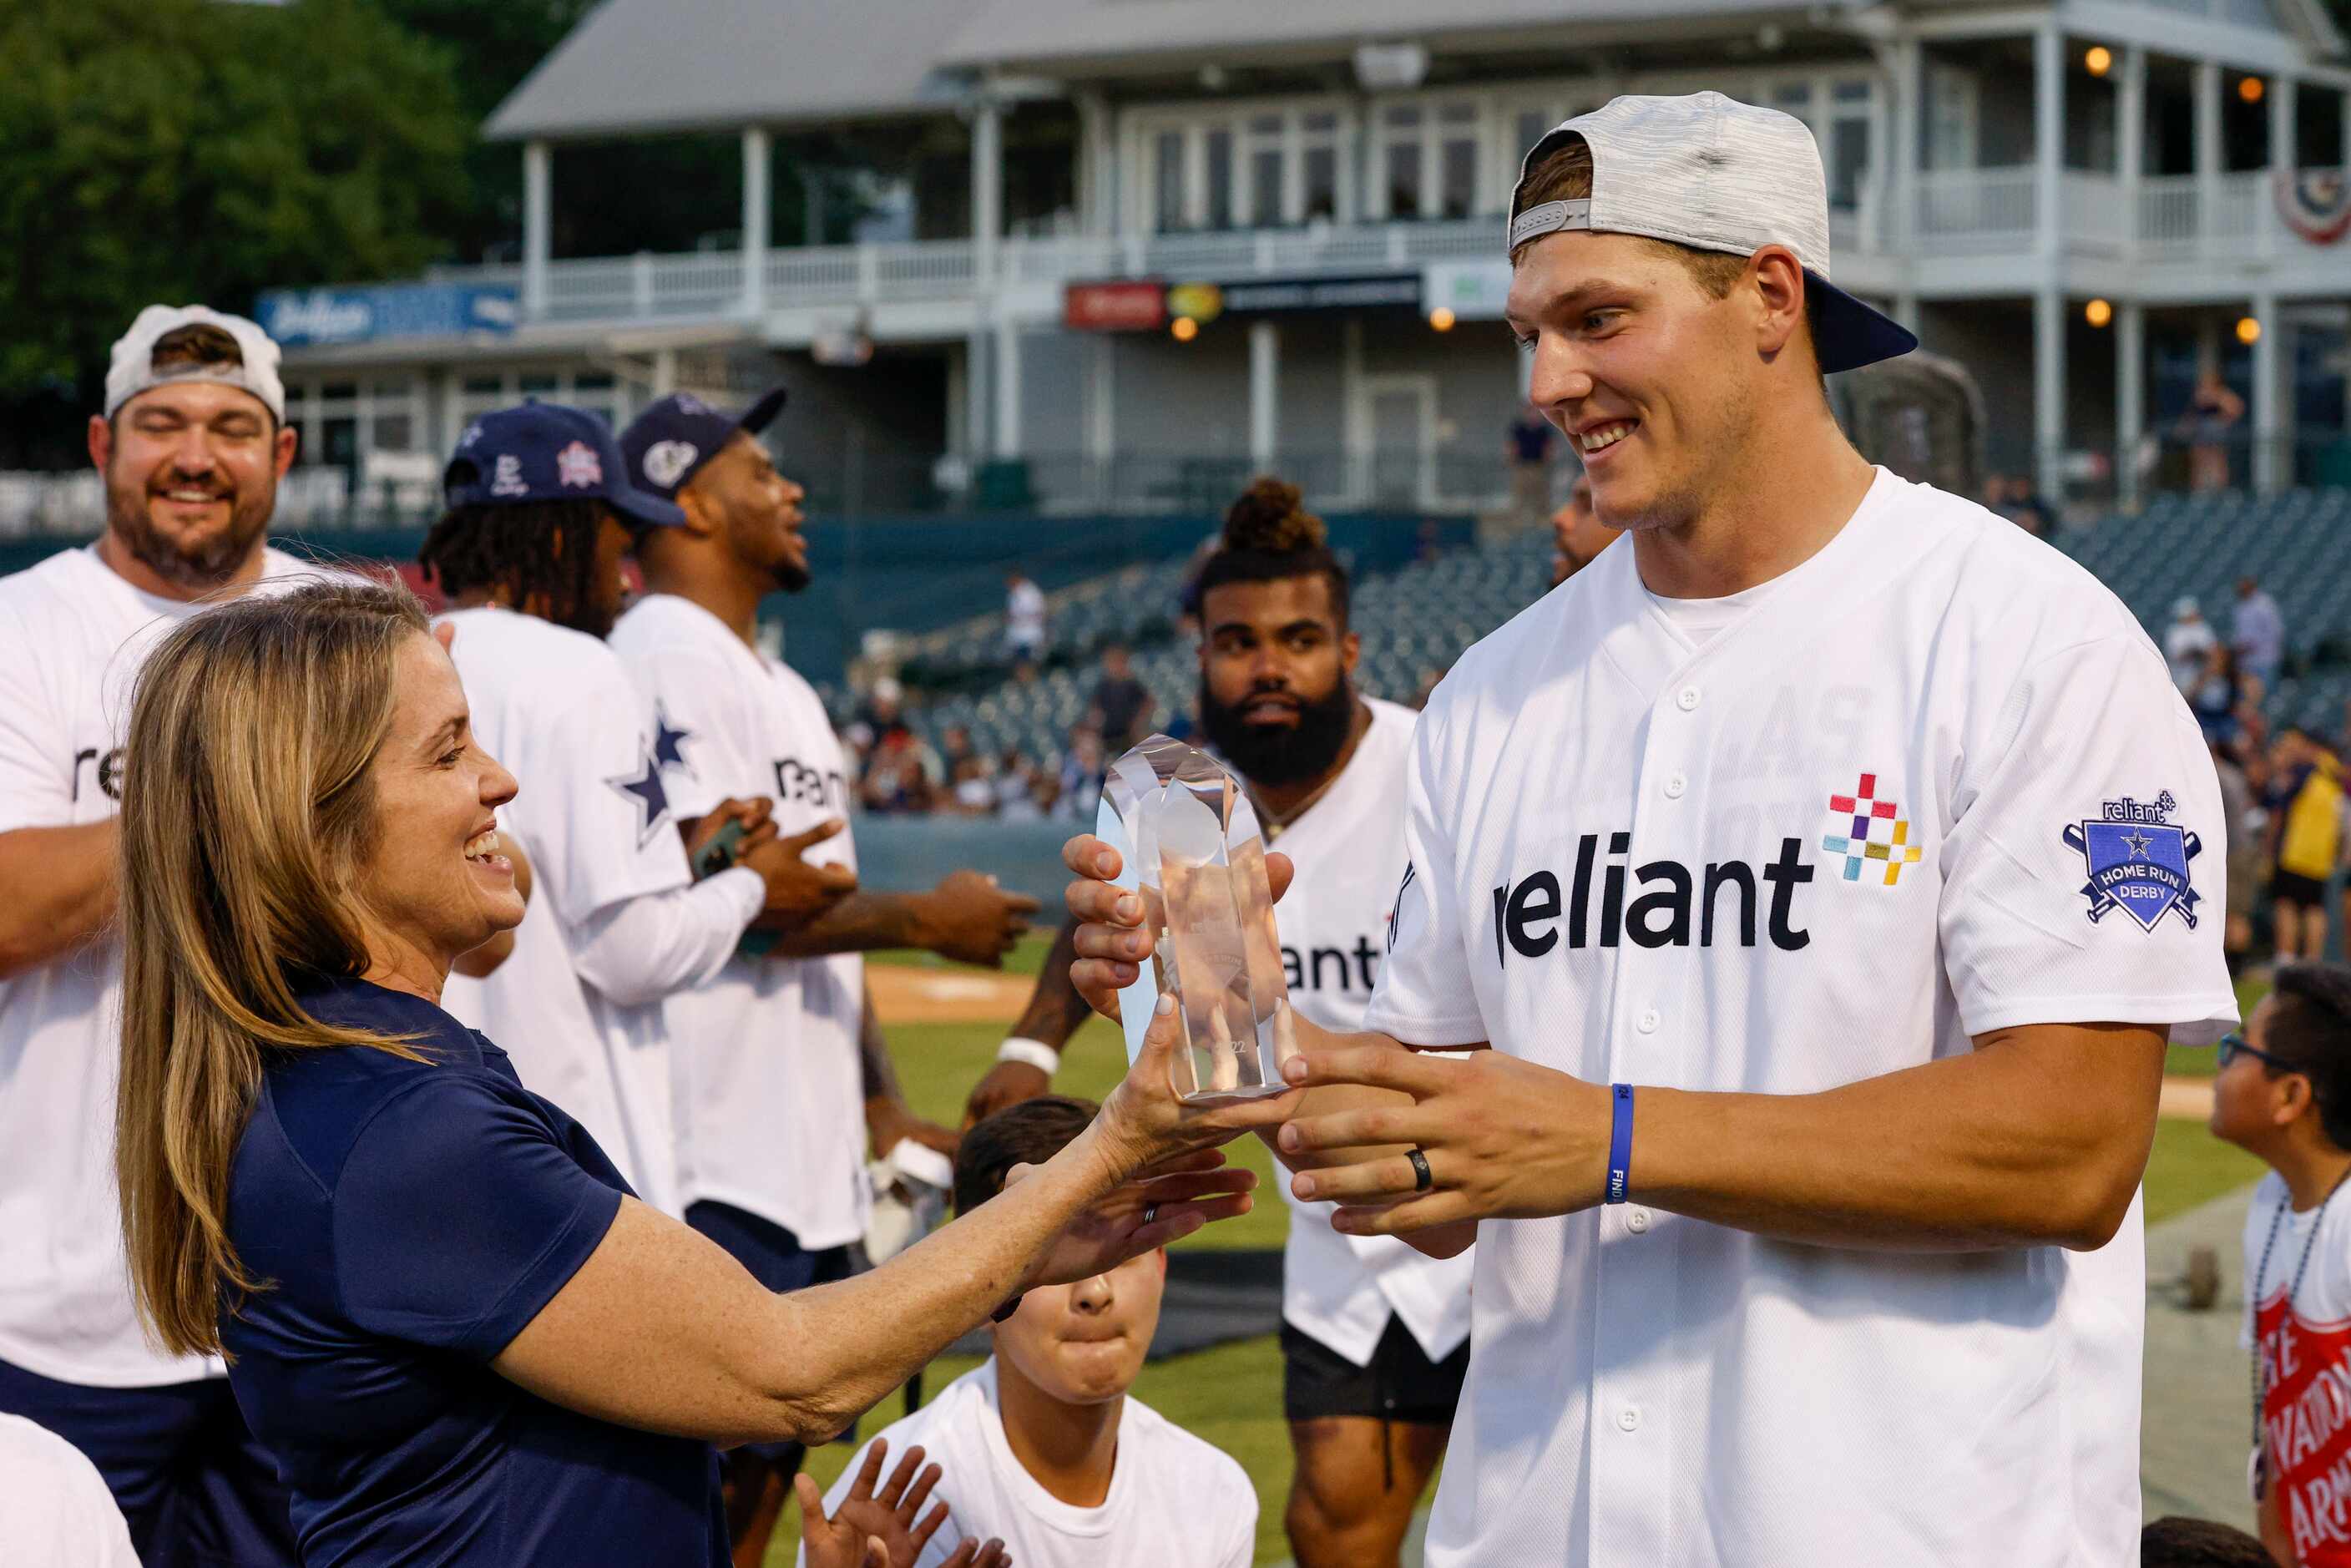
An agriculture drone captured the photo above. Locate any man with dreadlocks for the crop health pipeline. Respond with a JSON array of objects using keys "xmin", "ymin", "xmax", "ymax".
[
  {"xmin": 422, "ymin": 402, "xmax": 855, "ymax": 1215},
  {"xmin": 963, "ymin": 478, "xmax": 1474, "ymax": 1568}
]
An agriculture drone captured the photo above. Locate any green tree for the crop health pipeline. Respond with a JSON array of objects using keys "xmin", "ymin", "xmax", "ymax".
[{"xmin": 0, "ymin": 0, "xmax": 469, "ymax": 412}]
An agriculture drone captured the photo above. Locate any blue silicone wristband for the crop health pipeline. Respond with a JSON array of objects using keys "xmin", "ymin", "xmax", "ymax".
[{"xmin": 1605, "ymin": 1083, "xmax": 1635, "ymax": 1204}]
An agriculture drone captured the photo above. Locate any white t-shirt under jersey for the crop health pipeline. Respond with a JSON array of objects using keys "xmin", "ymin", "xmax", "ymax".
[
  {"xmin": 610, "ymin": 593, "xmax": 868, "ymax": 1248},
  {"xmin": 436, "ymin": 604, "xmax": 701, "ymax": 1212},
  {"xmin": 0, "ymin": 543, "xmax": 311, "ymax": 1388},
  {"xmin": 1271, "ymin": 696, "xmax": 1474, "ymax": 1367},
  {"xmin": 1366, "ymin": 470, "xmax": 2237, "ymax": 1566},
  {"xmin": 798, "ymin": 1358, "xmax": 1256, "ymax": 1568},
  {"xmin": 0, "ymin": 1413, "xmax": 140, "ymax": 1566}
]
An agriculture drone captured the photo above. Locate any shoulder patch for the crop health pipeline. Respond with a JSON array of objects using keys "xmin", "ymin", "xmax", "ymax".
[{"xmin": 2061, "ymin": 792, "xmax": 2202, "ymax": 933}]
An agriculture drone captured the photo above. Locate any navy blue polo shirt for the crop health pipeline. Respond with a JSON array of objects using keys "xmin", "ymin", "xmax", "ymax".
[{"xmin": 221, "ymin": 977, "xmax": 726, "ymax": 1567}]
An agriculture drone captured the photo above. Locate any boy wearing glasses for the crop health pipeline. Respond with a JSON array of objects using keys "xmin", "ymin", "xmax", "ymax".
[{"xmin": 2210, "ymin": 963, "xmax": 2351, "ymax": 1566}]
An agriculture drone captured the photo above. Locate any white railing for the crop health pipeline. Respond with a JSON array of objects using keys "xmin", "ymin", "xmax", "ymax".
[
  {"xmin": 417, "ymin": 175, "xmax": 2335, "ymax": 331},
  {"xmin": 1913, "ymin": 167, "xmax": 2038, "ymax": 250}
]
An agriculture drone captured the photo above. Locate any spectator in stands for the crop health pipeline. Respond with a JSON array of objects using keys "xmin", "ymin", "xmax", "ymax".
[
  {"xmin": 1504, "ymin": 401, "xmax": 1557, "ymax": 531},
  {"xmin": 948, "ymin": 752, "xmax": 999, "ymax": 817},
  {"xmin": 2215, "ymin": 741, "xmax": 2259, "ymax": 976},
  {"xmin": 2263, "ymin": 727, "xmax": 2346, "ymax": 961},
  {"xmin": 1053, "ymin": 726, "xmax": 1107, "ymax": 822},
  {"xmin": 940, "ymin": 723, "xmax": 979, "ymax": 781},
  {"xmin": 1087, "ymin": 644, "xmax": 1154, "ymax": 751},
  {"xmin": 1549, "ymin": 472, "xmax": 1621, "ymax": 589},
  {"xmin": 2177, "ymin": 369, "xmax": 2245, "ymax": 494},
  {"xmin": 995, "ymin": 749, "xmax": 1047, "ymax": 822},
  {"xmin": 1985, "ymin": 472, "xmax": 2054, "ymax": 539},
  {"xmin": 2187, "ymin": 644, "xmax": 2247, "ymax": 747},
  {"xmin": 859, "ymin": 675, "xmax": 916, "ymax": 750},
  {"xmin": 2232, "ymin": 576, "xmax": 2285, "ymax": 694},
  {"xmin": 1004, "ymin": 570, "xmax": 1048, "ymax": 664},
  {"xmin": 803, "ymin": 1098, "xmax": 1258, "ymax": 1568},
  {"xmin": 2166, "ymin": 597, "xmax": 2218, "ymax": 692}
]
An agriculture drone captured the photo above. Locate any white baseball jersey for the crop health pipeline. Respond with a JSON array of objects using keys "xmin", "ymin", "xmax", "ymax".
[
  {"xmin": 1366, "ymin": 469, "xmax": 2236, "ymax": 1565},
  {"xmin": 436, "ymin": 604, "xmax": 695, "ymax": 1212},
  {"xmin": 797, "ymin": 1358, "xmax": 1256, "ymax": 1568},
  {"xmin": 610, "ymin": 593, "xmax": 868, "ymax": 1248},
  {"xmin": 0, "ymin": 543, "xmax": 311, "ymax": 1388},
  {"xmin": 1271, "ymin": 696, "xmax": 1474, "ymax": 1366}
]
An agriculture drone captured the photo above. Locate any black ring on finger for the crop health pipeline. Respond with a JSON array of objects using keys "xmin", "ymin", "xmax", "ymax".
[{"xmin": 1408, "ymin": 1147, "xmax": 1433, "ymax": 1192}]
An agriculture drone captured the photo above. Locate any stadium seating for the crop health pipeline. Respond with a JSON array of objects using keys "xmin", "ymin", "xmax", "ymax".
[{"xmin": 870, "ymin": 485, "xmax": 2351, "ymax": 776}]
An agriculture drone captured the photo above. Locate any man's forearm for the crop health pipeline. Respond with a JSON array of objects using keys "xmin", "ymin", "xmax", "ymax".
[
  {"xmin": 0, "ymin": 822, "xmax": 120, "ymax": 979},
  {"xmin": 766, "ymin": 893, "xmax": 933, "ymax": 959},
  {"xmin": 1630, "ymin": 1023, "xmax": 2165, "ymax": 1252},
  {"xmin": 1004, "ymin": 915, "xmax": 1095, "ymax": 1053}
]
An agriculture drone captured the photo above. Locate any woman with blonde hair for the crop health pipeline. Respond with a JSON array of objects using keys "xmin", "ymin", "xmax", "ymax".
[{"xmin": 114, "ymin": 577, "xmax": 1286, "ymax": 1567}]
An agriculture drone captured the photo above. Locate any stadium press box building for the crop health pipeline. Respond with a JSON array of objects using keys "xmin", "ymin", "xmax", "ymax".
[{"xmin": 264, "ymin": 0, "xmax": 2351, "ymax": 518}]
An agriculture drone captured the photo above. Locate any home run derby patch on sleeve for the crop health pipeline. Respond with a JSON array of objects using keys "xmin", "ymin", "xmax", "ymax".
[{"xmin": 2061, "ymin": 792, "xmax": 2202, "ymax": 932}]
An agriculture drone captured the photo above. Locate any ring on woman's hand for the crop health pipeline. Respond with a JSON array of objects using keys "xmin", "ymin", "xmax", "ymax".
[
  {"xmin": 1407, "ymin": 1148, "xmax": 1433, "ymax": 1192},
  {"xmin": 1143, "ymin": 1203, "xmax": 1159, "ymax": 1227}
]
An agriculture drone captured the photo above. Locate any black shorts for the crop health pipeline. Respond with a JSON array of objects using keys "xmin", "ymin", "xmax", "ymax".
[
  {"xmin": 1281, "ymin": 1316, "xmax": 1468, "ymax": 1426},
  {"xmin": 2273, "ymin": 869, "xmax": 2330, "ymax": 908}
]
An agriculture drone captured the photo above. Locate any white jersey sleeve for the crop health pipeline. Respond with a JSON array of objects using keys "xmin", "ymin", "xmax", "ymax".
[
  {"xmin": 627, "ymin": 640, "xmax": 761, "ymax": 826},
  {"xmin": 0, "ymin": 596, "xmax": 67, "ymax": 833},
  {"xmin": 1939, "ymin": 630, "xmax": 2237, "ymax": 1044},
  {"xmin": 528, "ymin": 664, "xmax": 695, "ymax": 928},
  {"xmin": 1363, "ymin": 698, "xmax": 1488, "ymax": 1045}
]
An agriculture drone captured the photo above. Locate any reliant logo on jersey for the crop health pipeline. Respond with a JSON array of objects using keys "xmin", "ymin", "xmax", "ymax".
[
  {"xmin": 1490, "ymin": 832, "xmax": 1814, "ymax": 963},
  {"xmin": 2062, "ymin": 792, "xmax": 2203, "ymax": 933}
]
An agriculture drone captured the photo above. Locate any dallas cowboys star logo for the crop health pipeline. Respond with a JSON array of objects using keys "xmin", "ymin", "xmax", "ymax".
[
  {"xmin": 651, "ymin": 703, "xmax": 694, "ymax": 777},
  {"xmin": 2122, "ymin": 829, "xmax": 2153, "ymax": 860},
  {"xmin": 607, "ymin": 741, "xmax": 671, "ymax": 846}
]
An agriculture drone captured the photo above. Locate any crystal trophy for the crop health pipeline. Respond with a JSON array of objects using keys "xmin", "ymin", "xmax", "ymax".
[{"xmin": 1096, "ymin": 734, "xmax": 1299, "ymax": 1102}]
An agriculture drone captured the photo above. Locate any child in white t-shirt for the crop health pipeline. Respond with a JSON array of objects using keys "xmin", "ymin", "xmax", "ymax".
[
  {"xmin": 800, "ymin": 1097, "xmax": 1257, "ymax": 1568},
  {"xmin": 2210, "ymin": 963, "xmax": 2351, "ymax": 1567}
]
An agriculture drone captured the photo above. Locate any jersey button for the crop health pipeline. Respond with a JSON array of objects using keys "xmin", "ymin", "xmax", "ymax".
[
  {"xmin": 1627, "ymin": 1206, "xmax": 1652, "ymax": 1233},
  {"xmin": 1676, "ymin": 685, "xmax": 1701, "ymax": 711},
  {"xmin": 1617, "ymin": 1406, "xmax": 1642, "ymax": 1432},
  {"xmin": 1636, "ymin": 1008, "xmax": 1660, "ymax": 1034},
  {"xmin": 1663, "ymin": 772, "xmax": 1687, "ymax": 799}
]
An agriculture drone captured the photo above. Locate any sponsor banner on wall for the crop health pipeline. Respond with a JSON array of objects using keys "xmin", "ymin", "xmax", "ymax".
[
  {"xmin": 1063, "ymin": 272, "xmax": 1425, "ymax": 331},
  {"xmin": 257, "ymin": 284, "xmax": 518, "ymax": 347},
  {"xmin": 1064, "ymin": 280, "xmax": 1169, "ymax": 331},
  {"xmin": 1422, "ymin": 260, "xmax": 1514, "ymax": 321}
]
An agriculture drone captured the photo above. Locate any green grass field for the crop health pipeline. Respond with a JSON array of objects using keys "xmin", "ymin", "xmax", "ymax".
[{"xmin": 766, "ymin": 959, "xmax": 2273, "ymax": 1564}]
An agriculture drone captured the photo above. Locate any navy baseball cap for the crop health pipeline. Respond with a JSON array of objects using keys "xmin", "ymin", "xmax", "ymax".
[
  {"xmin": 619, "ymin": 388, "xmax": 789, "ymax": 503},
  {"xmin": 444, "ymin": 402, "xmax": 686, "ymax": 529}
]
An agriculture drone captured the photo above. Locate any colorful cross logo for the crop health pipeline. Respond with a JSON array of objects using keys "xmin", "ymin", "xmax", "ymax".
[{"xmin": 1822, "ymin": 772, "xmax": 1924, "ymax": 885}]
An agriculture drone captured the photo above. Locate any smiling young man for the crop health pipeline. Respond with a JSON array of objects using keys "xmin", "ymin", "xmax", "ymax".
[
  {"xmin": 1058, "ymin": 94, "xmax": 2235, "ymax": 1565},
  {"xmin": 611, "ymin": 390, "xmax": 1038, "ymax": 1565},
  {"xmin": 803, "ymin": 1096, "xmax": 1256, "ymax": 1568},
  {"xmin": 0, "ymin": 305, "xmax": 304, "ymax": 1562},
  {"xmin": 964, "ymin": 478, "xmax": 1472, "ymax": 1568},
  {"xmin": 423, "ymin": 403, "xmax": 857, "ymax": 1218}
]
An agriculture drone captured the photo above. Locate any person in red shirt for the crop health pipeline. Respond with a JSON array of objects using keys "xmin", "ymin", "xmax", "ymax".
[{"xmin": 2210, "ymin": 963, "xmax": 2351, "ymax": 1565}]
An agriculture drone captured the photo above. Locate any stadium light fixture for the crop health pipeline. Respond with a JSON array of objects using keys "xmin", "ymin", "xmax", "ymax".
[
  {"xmin": 2237, "ymin": 316, "xmax": 2263, "ymax": 345},
  {"xmin": 1171, "ymin": 316, "xmax": 1200, "ymax": 342},
  {"xmin": 2239, "ymin": 75, "xmax": 2265, "ymax": 104},
  {"xmin": 2084, "ymin": 46, "xmax": 2112, "ymax": 77},
  {"xmin": 1429, "ymin": 306, "xmax": 1458, "ymax": 332},
  {"xmin": 2086, "ymin": 298, "xmax": 2114, "ymax": 328}
]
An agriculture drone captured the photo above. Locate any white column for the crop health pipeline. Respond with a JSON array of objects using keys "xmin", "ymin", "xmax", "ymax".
[
  {"xmin": 2195, "ymin": 62, "xmax": 2223, "ymax": 254},
  {"xmin": 741, "ymin": 126, "xmax": 771, "ymax": 317},
  {"xmin": 2269, "ymin": 74, "xmax": 2298, "ymax": 260},
  {"xmin": 2118, "ymin": 47, "xmax": 2145, "ymax": 258},
  {"xmin": 2035, "ymin": 284, "xmax": 2067, "ymax": 501},
  {"xmin": 2251, "ymin": 292, "xmax": 2284, "ymax": 495},
  {"xmin": 1087, "ymin": 336, "xmax": 1115, "ymax": 503},
  {"xmin": 993, "ymin": 320, "xmax": 1022, "ymax": 460},
  {"xmin": 1076, "ymin": 90, "xmax": 1117, "ymax": 239},
  {"xmin": 1248, "ymin": 321, "xmax": 1279, "ymax": 472},
  {"xmin": 972, "ymin": 98, "xmax": 1004, "ymax": 284},
  {"xmin": 1343, "ymin": 316, "xmax": 1369, "ymax": 502},
  {"xmin": 522, "ymin": 140, "xmax": 551, "ymax": 321},
  {"xmin": 651, "ymin": 347, "xmax": 676, "ymax": 398},
  {"xmin": 1890, "ymin": 36, "xmax": 1922, "ymax": 251},
  {"xmin": 2116, "ymin": 300, "xmax": 2146, "ymax": 510},
  {"xmin": 2034, "ymin": 23, "xmax": 2065, "ymax": 260}
]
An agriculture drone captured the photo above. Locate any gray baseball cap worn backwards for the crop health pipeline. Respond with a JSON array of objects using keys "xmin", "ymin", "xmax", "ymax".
[{"xmin": 1508, "ymin": 92, "xmax": 1918, "ymax": 375}]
